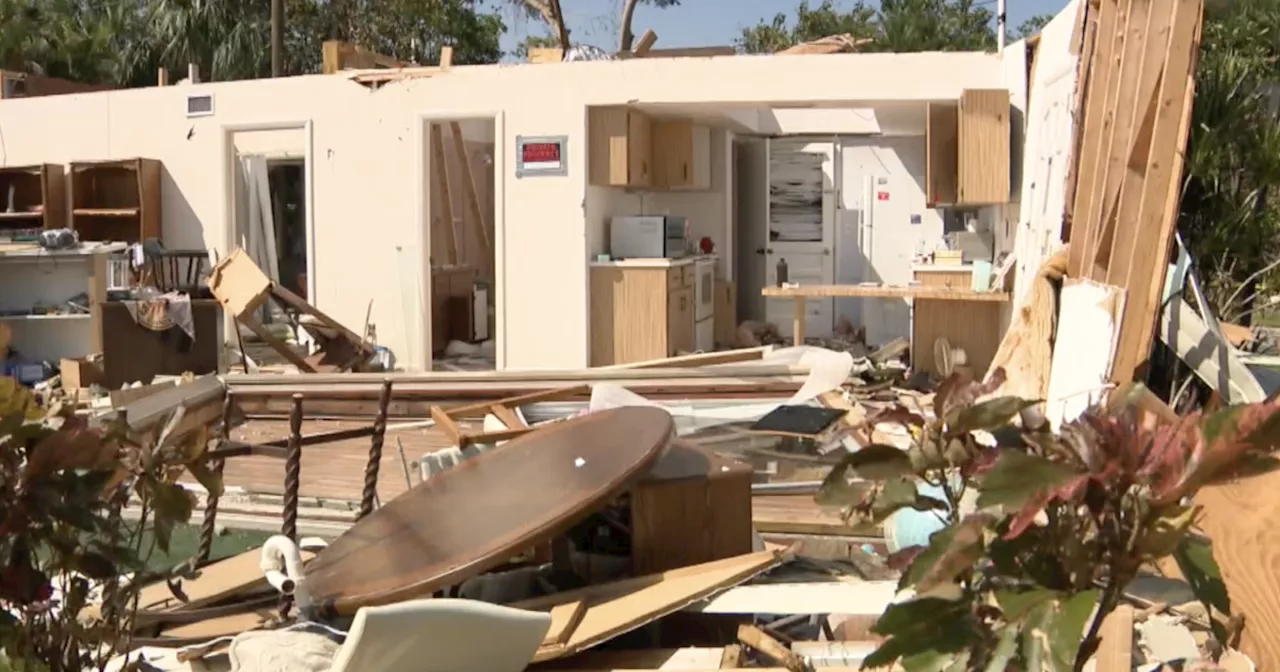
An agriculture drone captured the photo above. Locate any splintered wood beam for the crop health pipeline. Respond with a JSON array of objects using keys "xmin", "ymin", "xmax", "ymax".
[
  {"xmin": 449, "ymin": 121, "xmax": 493, "ymax": 264},
  {"xmin": 430, "ymin": 123, "xmax": 461, "ymax": 265},
  {"xmin": 633, "ymin": 29, "xmax": 658, "ymax": 55}
]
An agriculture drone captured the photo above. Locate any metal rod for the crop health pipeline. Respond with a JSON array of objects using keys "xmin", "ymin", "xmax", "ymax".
[
  {"xmin": 359, "ymin": 379, "xmax": 393, "ymax": 519},
  {"xmin": 197, "ymin": 393, "xmax": 233, "ymax": 562}
]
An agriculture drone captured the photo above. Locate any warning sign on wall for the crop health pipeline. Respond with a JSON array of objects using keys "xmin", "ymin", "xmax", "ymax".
[{"xmin": 877, "ymin": 191, "xmax": 890, "ymax": 201}]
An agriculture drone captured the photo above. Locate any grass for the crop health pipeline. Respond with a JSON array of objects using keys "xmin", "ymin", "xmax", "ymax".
[{"xmin": 140, "ymin": 524, "xmax": 276, "ymax": 571}]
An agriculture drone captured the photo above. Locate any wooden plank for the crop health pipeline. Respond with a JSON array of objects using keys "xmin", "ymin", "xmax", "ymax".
[
  {"xmin": 430, "ymin": 123, "xmax": 460, "ymax": 265},
  {"xmin": 448, "ymin": 121, "xmax": 493, "ymax": 265},
  {"xmin": 543, "ymin": 600, "xmax": 587, "ymax": 646},
  {"xmin": 762, "ymin": 285, "xmax": 1009, "ymax": 302},
  {"xmin": 594, "ymin": 346, "xmax": 772, "ymax": 370},
  {"xmin": 516, "ymin": 549, "xmax": 788, "ymax": 662},
  {"xmin": 1092, "ymin": 0, "xmax": 1171, "ymax": 275},
  {"xmin": 1096, "ymin": 605, "xmax": 1134, "ymax": 672},
  {"xmin": 1108, "ymin": 0, "xmax": 1203, "ymax": 382},
  {"xmin": 1067, "ymin": 0, "xmax": 1123, "ymax": 277},
  {"xmin": 738, "ymin": 624, "xmax": 809, "ymax": 672},
  {"xmin": 445, "ymin": 384, "xmax": 590, "ymax": 418},
  {"xmin": 430, "ymin": 405, "xmax": 462, "ymax": 444}
]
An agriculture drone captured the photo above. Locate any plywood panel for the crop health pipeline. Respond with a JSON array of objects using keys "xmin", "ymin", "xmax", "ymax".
[
  {"xmin": 957, "ymin": 89, "xmax": 1011, "ymax": 205},
  {"xmin": 925, "ymin": 102, "xmax": 958, "ymax": 205},
  {"xmin": 588, "ymin": 107, "xmax": 629, "ymax": 186}
]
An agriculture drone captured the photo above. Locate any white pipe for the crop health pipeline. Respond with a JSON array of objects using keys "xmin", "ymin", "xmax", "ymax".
[
  {"xmin": 261, "ymin": 535, "xmax": 311, "ymax": 610},
  {"xmin": 997, "ymin": 0, "xmax": 1007, "ymax": 51}
]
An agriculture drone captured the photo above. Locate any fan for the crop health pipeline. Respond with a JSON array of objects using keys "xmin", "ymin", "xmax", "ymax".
[{"xmin": 932, "ymin": 337, "xmax": 968, "ymax": 379}]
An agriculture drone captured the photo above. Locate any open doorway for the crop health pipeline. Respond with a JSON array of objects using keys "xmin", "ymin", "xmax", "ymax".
[
  {"xmin": 426, "ymin": 118, "xmax": 497, "ymax": 371},
  {"xmin": 231, "ymin": 150, "xmax": 311, "ymax": 367}
]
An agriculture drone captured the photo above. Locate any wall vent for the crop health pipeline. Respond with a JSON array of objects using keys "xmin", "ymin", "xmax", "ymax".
[{"xmin": 186, "ymin": 93, "xmax": 214, "ymax": 118}]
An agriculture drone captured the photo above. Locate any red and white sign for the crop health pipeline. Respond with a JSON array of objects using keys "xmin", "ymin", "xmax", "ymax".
[
  {"xmin": 521, "ymin": 141, "xmax": 563, "ymax": 170},
  {"xmin": 877, "ymin": 191, "xmax": 890, "ymax": 201}
]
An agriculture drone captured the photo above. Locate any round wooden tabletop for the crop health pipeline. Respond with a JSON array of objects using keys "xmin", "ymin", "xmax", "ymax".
[{"xmin": 303, "ymin": 406, "xmax": 674, "ymax": 616}]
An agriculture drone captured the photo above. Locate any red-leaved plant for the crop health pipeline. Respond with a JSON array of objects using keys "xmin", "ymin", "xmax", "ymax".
[{"xmin": 818, "ymin": 369, "xmax": 1276, "ymax": 672}]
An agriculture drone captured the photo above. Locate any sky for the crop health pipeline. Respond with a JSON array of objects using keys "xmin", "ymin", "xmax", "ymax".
[{"xmin": 486, "ymin": 0, "xmax": 1074, "ymax": 58}]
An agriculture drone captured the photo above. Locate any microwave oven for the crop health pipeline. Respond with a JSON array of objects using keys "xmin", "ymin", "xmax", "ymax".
[{"xmin": 609, "ymin": 215, "xmax": 688, "ymax": 259}]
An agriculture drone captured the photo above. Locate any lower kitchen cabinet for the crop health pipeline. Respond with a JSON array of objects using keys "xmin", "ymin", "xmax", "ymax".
[{"xmin": 590, "ymin": 263, "xmax": 696, "ymax": 366}]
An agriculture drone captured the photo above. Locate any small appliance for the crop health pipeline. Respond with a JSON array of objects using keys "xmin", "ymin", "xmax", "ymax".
[{"xmin": 609, "ymin": 215, "xmax": 688, "ymax": 259}]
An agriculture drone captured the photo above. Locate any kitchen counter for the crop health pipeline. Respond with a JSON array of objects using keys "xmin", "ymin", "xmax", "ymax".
[
  {"xmin": 912, "ymin": 263, "xmax": 975, "ymax": 273},
  {"xmin": 589, "ymin": 255, "xmax": 716, "ymax": 269}
]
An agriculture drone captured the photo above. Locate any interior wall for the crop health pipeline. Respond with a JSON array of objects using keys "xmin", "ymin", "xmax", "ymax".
[{"xmin": 0, "ymin": 51, "xmax": 1005, "ymax": 371}]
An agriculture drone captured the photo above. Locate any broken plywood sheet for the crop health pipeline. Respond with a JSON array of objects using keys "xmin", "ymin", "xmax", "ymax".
[
  {"xmin": 513, "ymin": 548, "xmax": 788, "ymax": 662},
  {"xmin": 136, "ymin": 547, "xmax": 315, "ymax": 614}
]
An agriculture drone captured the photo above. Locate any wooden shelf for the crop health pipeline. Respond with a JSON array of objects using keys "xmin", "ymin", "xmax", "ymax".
[
  {"xmin": 73, "ymin": 207, "xmax": 141, "ymax": 217},
  {"xmin": 0, "ymin": 164, "xmax": 66, "ymax": 231},
  {"xmin": 0, "ymin": 313, "xmax": 91, "ymax": 321},
  {"xmin": 69, "ymin": 158, "xmax": 161, "ymax": 244}
]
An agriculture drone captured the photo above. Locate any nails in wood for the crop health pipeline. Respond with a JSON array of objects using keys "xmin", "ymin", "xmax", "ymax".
[{"xmin": 359, "ymin": 379, "xmax": 393, "ymax": 519}]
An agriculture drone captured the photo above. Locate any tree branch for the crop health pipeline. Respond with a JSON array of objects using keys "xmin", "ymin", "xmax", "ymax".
[
  {"xmin": 618, "ymin": 0, "xmax": 642, "ymax": 51},
  {"xmin": 517, "ymin": 0, "xmax": 571, "ymax": 51}
]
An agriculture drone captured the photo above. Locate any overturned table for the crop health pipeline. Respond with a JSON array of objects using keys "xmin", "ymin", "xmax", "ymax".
[{"xmin": 761, "ymin": 284, "xmax": 1011, "ymax": 373}]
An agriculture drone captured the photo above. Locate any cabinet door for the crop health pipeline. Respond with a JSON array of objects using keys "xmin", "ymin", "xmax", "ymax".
[
  {"xmin": 652, "ymin": 120, "xmax": 693, "ymax": 188},
  {"xmin": 627, "ymin": 111, "xmax": 652, "ymax": 188},
  {"xmin": 667, "ymin": 287, "xmax": 694, "ymax": 355}
]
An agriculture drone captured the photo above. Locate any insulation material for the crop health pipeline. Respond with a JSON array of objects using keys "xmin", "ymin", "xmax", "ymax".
[
  {"xmin": 588, "ymin": 346, "xmax": 854, "ymax": 429},
  {"xmin": 1044, "ymin": 279, "xmax": 1124, "ymax": 429}
]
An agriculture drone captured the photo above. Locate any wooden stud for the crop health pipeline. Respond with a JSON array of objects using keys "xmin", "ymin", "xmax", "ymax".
[
  {"xmin": 792, "ymin": 297, "xmax": 806, "ymax": 346},
  {"xmin": 360, "ymin": 379, "xmax": 393, "ymax": 519},
  {"xmin": 439, "ymin": 46, "xmax": 454, "ymax": 70},
  {"xmin": 430, "ymin": 123, "xmax": 461, "ymax": 265},
  {"xmin": 448, "ymin": 121, "xmax": 493, "ymax": 268}
]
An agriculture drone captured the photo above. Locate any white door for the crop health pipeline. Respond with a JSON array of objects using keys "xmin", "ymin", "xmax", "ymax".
[
  {"xmin": 836, "ymin": 138, "xmax": 942, "ymax": 347},
  {"xmin": 765, "ymin": 138, "xmax": 837, "ymax": 340}
]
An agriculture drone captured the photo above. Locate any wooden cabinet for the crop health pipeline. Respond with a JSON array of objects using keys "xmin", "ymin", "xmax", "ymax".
[
  {"xmin": 0, "ymin": 164, "xmax": 66, "ymax": 233},
  {"xmin": 652, "ymin": 120, "xmax": 712, "ymax": 190},
  {"xmin": 925, "ymin": 89, "xmax": 1011, "ymax": 206},
  {"xmin": 70, "ymin": 158, "xmax": 162, "ymax": 244},
  {"xmin": 666, "ymin": 286, "xmax": 694, "ymax": 354},
  {"xmin": 590, "ymin": 264, "xmax": 696, "ymax": 365},
  {"xmin": 588, "ymin": 106, "xmax": 652, "ymax": 188}
]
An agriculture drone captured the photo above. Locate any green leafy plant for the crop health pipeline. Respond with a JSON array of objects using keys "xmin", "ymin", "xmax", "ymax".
[
  {"xmin": 819, "ymin": 370, "xmax": 1279, "ymax": 671},
  {"xmin": 0, "ymin": 377, "xmax": 222, "ymax": 672}
]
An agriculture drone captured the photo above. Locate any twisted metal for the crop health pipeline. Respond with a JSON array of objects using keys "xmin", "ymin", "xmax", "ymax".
[
  {"xmin": 283, "ymin": 394, "xmax": 303, "ymax": 542},
  {"xmin": 359, "ymin": 379, "xmax": 393, "ymax": 519}
]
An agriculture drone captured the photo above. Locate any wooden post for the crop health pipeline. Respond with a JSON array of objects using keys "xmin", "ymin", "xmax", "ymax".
[
  {"xmin": 283, "ymin": 394, "xmax": 303, "ymax": 541},
  {"xmin": 157, "ymin": 68, "xmax": 169, "ymax": 87},
  {"xmin": 430, "ymin": 123, "xmax": 460, "ymax": 265},
  {"xmin": 359, "ymin": 379, "xmax": 393, "ymax": 519},
  {"xmin": 792, "ymin": 297, "xmax": 806, "ymax": 346}
]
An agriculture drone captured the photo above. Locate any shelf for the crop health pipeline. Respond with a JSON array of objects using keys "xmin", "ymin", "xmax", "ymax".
[
  {"xmin": 0, "ymin": 313, "xmax": 90, "ymax": 321},
  {"xmin": 73, "ymin": 207, "xmax": 140, "ymax": 217},
  {"xmin": 0, "ymin": 211, "xmax": 43, "ymax": 221}
]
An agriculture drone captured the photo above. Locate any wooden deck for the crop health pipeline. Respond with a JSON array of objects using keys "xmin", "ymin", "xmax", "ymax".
[{"xmin": 198, "ymin": 418, "xmax": 466, "ymax": 502}]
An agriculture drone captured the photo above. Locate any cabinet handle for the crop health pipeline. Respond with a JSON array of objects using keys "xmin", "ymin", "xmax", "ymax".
[
  {"xmin": 683, "ymin": 164, "xmax": 689, "ymax": 181},
  {"xmin": 680, "ymin": 296, "xmax": 687, "ymax": 310}
]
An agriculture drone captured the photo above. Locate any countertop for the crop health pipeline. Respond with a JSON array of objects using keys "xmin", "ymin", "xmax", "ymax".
[
  {"xmin": 912, "ymin": 263, "xmax": 976, "ymax": 273},
  {"xmin": 589, "ymin": 255, "xmax": 717, "ymax": 269}
]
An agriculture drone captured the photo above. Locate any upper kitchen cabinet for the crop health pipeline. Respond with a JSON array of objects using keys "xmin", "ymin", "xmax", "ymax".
[
  {"xmin": 589, "ymin": 106, "xmax": 653, "ymax": 188},
  {"xmin": 925, "ymin": 89, "xmax": 1011, "ymax": 207},
  {"xmin": 652, "ymin": 120, "xmax": 712, "ymax": 191}
]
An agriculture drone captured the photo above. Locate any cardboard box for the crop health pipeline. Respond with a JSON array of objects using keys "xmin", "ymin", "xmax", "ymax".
[{"xmin": 60, "ymin": 357, "xmax": 104, "ymax": 389}]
